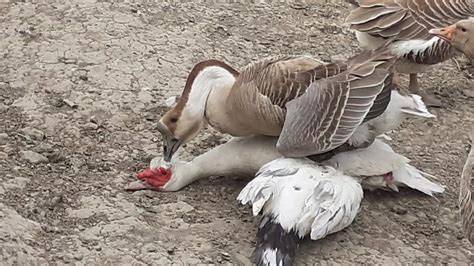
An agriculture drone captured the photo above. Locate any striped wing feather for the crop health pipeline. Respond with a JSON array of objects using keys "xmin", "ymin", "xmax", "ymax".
[
  {"xmin": 347, "ymin": 0, "xmax": 474, "ymax": 40},
  {"xmin": 460, "ymin": 133, "xmax": 474, "ymax": 243},
  {"xmin": 227, "ymin": 56, "xmax": 349, "ymax": 135},
  {"xmin": 277, "ymin": 50, "xmax": 396, "ymax": 157}
]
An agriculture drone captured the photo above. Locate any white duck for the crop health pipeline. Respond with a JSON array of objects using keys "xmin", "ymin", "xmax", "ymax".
[
  {"xmin": 239, "ymin": 157, "xmax": 364, "ymax": 266},
  {"xmin": 158, "ymin": 47, "xmax": 398, "ymax": 164},
  {"xmin": 346, "ymin": 0, "xmax": 474, "ymax": 107},
  {"xmin": 127, "ymin": 135, "xmax": 445, "ymax": 265},
  {"xmin": 237, "ymin": 138, "xmax": 444, "ymax": 266}
]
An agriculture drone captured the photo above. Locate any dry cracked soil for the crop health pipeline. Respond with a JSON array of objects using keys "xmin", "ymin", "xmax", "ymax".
[{"xmin": 0, "ymin": 1, "xmax": 473, "ymax": 265}]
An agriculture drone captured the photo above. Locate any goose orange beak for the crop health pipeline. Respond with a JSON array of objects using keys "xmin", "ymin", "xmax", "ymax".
[{"xmin": 429, "ymin": 24, "xmax": 456, "ymax": 42}]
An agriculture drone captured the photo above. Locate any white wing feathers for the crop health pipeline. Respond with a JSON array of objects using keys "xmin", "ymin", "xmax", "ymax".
[
  {"xmin": 401, "ymin": 94, "xmax": 436, "ymax": 118},
  {"xmin": 325, "ymin": 139, "xmax": 445, "ymax": 196},
  {"xmin": 325, "ymin": 138, "xmax": 408, "ymax": 177},
  {"xmin": 392, "ymin": 164, "xmax": 445, "ymax": 196},
  {"xmin": 301, "ymin": 176, "xmax": 363, "ymax": 240},
  {"xmin": 237, "ymin": 158, "xmax": 363, "ymax": 240},
  {"xmin": 237, "ymin": 158, "xmax": 302, "ymax": 216}
]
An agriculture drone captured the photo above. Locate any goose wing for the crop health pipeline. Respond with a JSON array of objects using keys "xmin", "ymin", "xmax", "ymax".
[
  {"xmin": 276, "ymin": 49, "xmax": 397, "ymax": 157},
  {"xmin": 227, "ymin": 56, "xmax": 349, "ymax": 135},
  {"xmin": 460, "ymin": 132, "xmax": 474, "ymax": 243},
  {"xmin": 346, "ymin": 0, "xmax": 472, "ymax": 41}
]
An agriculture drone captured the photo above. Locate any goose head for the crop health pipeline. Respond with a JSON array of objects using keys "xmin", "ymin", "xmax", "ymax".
[
  {"xmin": 158, "ymin": 59, "xmax": 238, "ymax": 161},
  {"xmin": 429, "ymin": 18, "xmax": 474, "ymax": 59}
]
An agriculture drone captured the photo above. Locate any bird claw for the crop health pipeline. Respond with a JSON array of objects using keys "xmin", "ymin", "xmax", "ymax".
[{"xmin": 383, "ymin": 172, "xmax": 399, "ymax": 192}]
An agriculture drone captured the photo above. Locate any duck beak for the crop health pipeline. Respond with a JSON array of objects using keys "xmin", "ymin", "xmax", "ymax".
[
  {"xmin": 429, "ymin": 24, "xmax": 456, "ymax": 43},
  {"xmin": 157, "ymin": 121, "xmax": 181, "ymax": 162}
]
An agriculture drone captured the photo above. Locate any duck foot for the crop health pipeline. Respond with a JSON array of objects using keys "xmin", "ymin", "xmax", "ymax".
[
  {"xmin": 407, "ymin": 73, "xmax": 444, "ymax": 108},
  {"xmin": 420, "ymin": 93, "xmax": 444, "ymax": 108},
  {"xmin": 383, "ymin": 172, "xmax": 399, "ymax": 192}
]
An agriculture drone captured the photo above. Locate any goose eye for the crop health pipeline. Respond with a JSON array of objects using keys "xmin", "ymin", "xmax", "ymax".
[
  {"xmin": 460, "ymin": 27, "xmax": 466, "ymax": 32},
  {"xmin": 170, "ymin": 117, "xmax": 178, "ymax": 123}
]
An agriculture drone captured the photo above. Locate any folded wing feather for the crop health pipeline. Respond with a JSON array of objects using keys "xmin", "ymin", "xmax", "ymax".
[{"xmin": 277, "ymin": 49, "xmax": 396, "ymax": 157}]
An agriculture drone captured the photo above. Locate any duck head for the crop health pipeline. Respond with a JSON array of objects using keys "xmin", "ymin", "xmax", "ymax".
[
  {"xmin": 429, "ymin": 18, "xmax": 474, "ymax": 59},
  {"xmin": 158, "ymin": 59, "xmax": 238, "ymax": 161}
]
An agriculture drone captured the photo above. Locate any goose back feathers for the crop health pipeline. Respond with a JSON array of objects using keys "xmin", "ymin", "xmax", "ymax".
[
  {"xmin": 346, "ymin": 0, "xmax": 474, "ymax": 64},
  {"xmin": 159, "ymin": 47, "xmax": 398, "ymax": 161},
  {"xmin": 460, "ymin": 133, "xmax": 473, "ymax": 243},
  {"xmin": 226, "ymin": 48, "xmax": 397, "ymax": 157}
]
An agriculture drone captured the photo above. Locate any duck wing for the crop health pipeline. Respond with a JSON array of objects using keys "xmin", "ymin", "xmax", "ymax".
[
  {"xmin": 460, "ymin": 132, "xmax": 474, "ymax": 243},
  {"xmin": 346, "ymin": 0, "xmax": 472, "ymax": 41},
  {"xmin": 276, "ymin": 48, "xmax": 397, "ymax": 157},
  {"xmin": 227, "ymin": 56, "xmax": 348, "ymax": 135}
]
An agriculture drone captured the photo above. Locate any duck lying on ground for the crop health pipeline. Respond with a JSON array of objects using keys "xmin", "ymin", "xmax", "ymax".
[
  {"xmin": 238, "ymin": 138, "xmax": 444, "ymax": 265},
  {"xmin": 127, "ymin": 136, "xmax": 444, "ymax": 265}
]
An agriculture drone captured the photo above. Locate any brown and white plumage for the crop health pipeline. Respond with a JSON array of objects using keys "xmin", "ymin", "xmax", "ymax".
[
  {"xmin": 460, "ymin": 133, "xmax": 473, "ymax": 243},
  {"xmin": 346, "ymin": 0, "xmax": 474, "ymax": 106},
  {"xmin": 158, "ymin": 48, "xmax": 398, "ymax": 161},
  {"xmin": 429, "ymin": 17, "xmax": 474, "ymax": 59},
  {"xmin": 227, "ymin": 50, "xmax": 396, "ymax": 157}
]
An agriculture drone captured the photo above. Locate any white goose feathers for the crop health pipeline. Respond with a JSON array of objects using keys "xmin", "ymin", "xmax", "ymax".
[{"xmin": 238, "ymin": 138, "xmax": 444, "ymax": 266}]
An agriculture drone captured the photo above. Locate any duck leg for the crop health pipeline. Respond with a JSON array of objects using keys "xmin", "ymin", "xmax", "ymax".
[{"xmin": 408, "ymin": 73, "xmax": 443, "ymax": 108}]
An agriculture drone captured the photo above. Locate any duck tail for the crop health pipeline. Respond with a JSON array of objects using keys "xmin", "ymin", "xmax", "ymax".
[
  {"xmin": 255, "ymin": 216, "xmax": 300, "ymax": 266},
  {"xmin": 393, "ymin": 164, "xmax": 445, "ymax": 197},
  {"xmin": 401, "ymin": 94, "xmax": 436, "ymax": 118}
]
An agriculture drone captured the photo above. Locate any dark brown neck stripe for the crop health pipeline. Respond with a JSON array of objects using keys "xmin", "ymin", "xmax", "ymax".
[{"xmin": 173, "ymin": 59, "xmax": 239, "ymax": 116}]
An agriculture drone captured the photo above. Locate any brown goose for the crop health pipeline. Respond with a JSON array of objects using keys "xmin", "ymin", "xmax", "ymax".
[
  {"xmin": 458, "ymin": 133, "xmax": 473, "ymax": 243},
  {"xmin": 346, "ymin": 0, "xmax": 474, "ymax": 107},
  {"xmin": 429, "ymin": 17, "xmax": 474, "ymax": 59},
  {"xmin": 158, "ymin": 48, "xmax": 397, "ymax": 163}
]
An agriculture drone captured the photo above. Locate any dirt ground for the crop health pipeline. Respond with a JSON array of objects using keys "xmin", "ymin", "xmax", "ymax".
[{"xmin": 0, "ymin": 1, "xmax": 473, "ymax": 265}]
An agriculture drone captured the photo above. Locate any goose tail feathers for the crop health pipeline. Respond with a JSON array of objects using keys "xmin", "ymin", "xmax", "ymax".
[
  {"xmin": 255, "ymin": 216, "xmax": 300, "ymax": 266},
  {"xmin": 393, "ymin": 164, "xmax": 445, "ymax": 197}
]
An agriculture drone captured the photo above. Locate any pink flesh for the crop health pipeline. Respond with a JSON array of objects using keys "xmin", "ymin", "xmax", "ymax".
[
  {"xmin": 126, "ymin": 167, "xmax": 173, "ymax": 191},
  {"xmin": 383, "ymin": 172, "xmax": 394, "ymax": 183}
]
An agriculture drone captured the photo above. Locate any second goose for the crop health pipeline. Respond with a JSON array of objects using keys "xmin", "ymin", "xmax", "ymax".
[{"xmin": 346, "ymin": 0, "xmax": 474, "ymax": 107}]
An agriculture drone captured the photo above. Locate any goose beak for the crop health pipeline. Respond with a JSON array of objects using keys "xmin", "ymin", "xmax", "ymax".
[
  {"xmin": 163, "ymin": 136, "xmax": 181, "ymax": 162},
  {"xmin": 429, "ymin": 25, "xmax": 456, "ymax": 43},
  {"xmin": 157, "ymin": 121, "xmax": 181, "ymax": 162}
]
